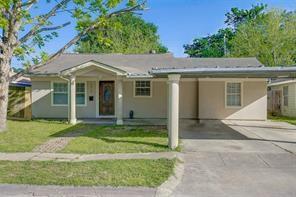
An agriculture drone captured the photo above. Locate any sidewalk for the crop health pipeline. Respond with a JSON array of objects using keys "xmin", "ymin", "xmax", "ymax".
[
  {"xmin": 0, "ymin": 152, "xmax": 177, "ymax": 162},
  {"xmin": 0, "ymin": 184, "xmax": 156, "ymax": 197}
]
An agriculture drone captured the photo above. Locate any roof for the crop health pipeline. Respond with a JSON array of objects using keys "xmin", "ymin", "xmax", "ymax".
[
  {"xmin": 9, "ymin": 72, "xmax": 31, "ymax": 87},
  {"xmin": 30, "ymin": 53, "xmax": 263, "ymax": 76}
]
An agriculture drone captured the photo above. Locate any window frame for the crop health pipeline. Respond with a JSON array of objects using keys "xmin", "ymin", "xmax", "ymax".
[
  {"xmin": 225, "ymin": 81, "xmax": 243, "ymax": 108},
  {"xmin": 283, "ymin": 86, "xmax": 289, "ymax": 107},
  {"xmin": 51, "ymin": 81, "xmax": 69, "ymax": 106},
  {"xmin": 133, "ymin": 80, "xmax": 152, "ymax": 98},
  {"xmin": 51, "ymin": 81, "xmax": 87, "ymax": 107}
]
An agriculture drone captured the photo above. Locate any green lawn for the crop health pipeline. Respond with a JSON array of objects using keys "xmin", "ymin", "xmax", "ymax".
[
  {"xmin": 269, "ymin": 115, "xmax": 296, "ymax": 125},
  {"xmin": 61, "ymin": 126, "xmax": 170, "ymax": 154},
  {"xmin": 0, "ymin": 159, "xmax": 175, "ymax": 187}
]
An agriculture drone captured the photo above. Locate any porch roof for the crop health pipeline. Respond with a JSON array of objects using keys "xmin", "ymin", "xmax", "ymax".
[{"xmin": 149, "ymin": 67, "xmax": 296, "ymax": 78}]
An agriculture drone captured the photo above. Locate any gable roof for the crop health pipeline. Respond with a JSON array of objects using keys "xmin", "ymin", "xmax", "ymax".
[{"xmin": 30, "ymin": 53, "xmax": 263, "ymax": 76}]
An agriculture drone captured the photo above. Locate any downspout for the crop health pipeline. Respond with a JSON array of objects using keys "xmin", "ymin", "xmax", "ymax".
[{"xmin": 58, "ymin": 74, "xmax": 70, "ymax": 123}]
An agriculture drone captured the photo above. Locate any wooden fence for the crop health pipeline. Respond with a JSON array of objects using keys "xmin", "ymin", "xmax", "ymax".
[
  {"xmin": 7, "ymin": 86, "xmax": 32, "ymax": 120},
  {"xmin": 267, "ymin": 89, "xmax": 282, "ymax": 115}
]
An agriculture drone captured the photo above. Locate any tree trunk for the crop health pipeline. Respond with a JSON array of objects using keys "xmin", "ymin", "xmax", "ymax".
[{"xmin": 0, "ymin": 55, "xmax": 11, "ymax": 132}]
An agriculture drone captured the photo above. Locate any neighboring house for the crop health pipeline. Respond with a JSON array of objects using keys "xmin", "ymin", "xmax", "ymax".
[
  {"xmin": 8, "ymin": 71, "xmax": 32, "ymax": 120},
  {"xmin": 268, "ymin": 79, "xmax": 296, "ymax": 117},
  {"xmin": 28, "ymin": 53, "xmax": 296, "ymax": 148}
]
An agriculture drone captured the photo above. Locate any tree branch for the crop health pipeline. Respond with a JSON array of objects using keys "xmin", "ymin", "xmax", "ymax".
[
  {"xmin": 19, "ymin": 0, "xmax": 71, "ymax": 44},
  {"xmin": 31, "ymin": 1, "xmax": 146, "ymax": 70}
]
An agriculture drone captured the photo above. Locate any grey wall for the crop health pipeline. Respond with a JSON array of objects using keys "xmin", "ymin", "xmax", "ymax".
[{"xmin": 31, "ymin": 79, "xmax": 96, "ymax": 119}]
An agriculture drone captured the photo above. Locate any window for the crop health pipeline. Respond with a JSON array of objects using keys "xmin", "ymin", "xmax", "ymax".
[
  {"xmin": 134, "ymin": 81, "xmax": 151, "ymax": 97},
  {"xmin": 226, "ymin": 82, "xmax": 242, "ymax": 107},
  {"xmin": 76, "ymin": 83, "xmax": 86, "ymax": 105},
  {"xmin": 52, "ymin": 82, "xmax": 86, "ymax": 106},
  {"xmin": 283, "ymin": 86, "xmax": 288, "ymax": 106},
  {"xmin": 53, "ymin": 82, "xmax": 68, "ymax": 105}
]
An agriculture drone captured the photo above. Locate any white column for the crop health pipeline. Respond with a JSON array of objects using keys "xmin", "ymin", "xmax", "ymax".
[
  {"xmin": 69, "ymin": 75, "xmax": 77, "ymax": 124},
  {"xmin": 168, "ymin": 74, "xmax": 180, "ymax": 149},
  {"xmin": 116, "ymin": 78, "xmax": 123, "ymax": 125}
]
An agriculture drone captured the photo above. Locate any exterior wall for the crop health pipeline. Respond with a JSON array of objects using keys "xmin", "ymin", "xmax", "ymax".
[
  {"xmin": 270, "ymin": 83, "xmax": 296, "ymax": 117},
  {"xmin": 122, "ymin": 80, "xmax": 198, "ymax": 119},
  {"xmin": 198, "ymin": 79, "xmax": 267, "ymax": 120},
  {"xmin": 31, "ymin": 77, "xmax": 97, "ymax": 118}
]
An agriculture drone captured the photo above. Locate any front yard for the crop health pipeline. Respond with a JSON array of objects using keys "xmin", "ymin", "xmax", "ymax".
[
  {"xmin": 0, "ymin": 159, "xmax": 175, "ymax": 187},
  {"xmin": 0, "ymin": 120, "xmax": 170, "ymax": 153},
  {"xmin": 0, "ymin": 120, "xmax": 175, "ymax": 187}
]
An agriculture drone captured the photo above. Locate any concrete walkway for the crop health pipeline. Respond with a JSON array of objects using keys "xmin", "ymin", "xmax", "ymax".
[{"xmin": 0, "ymin": 152, "xmax": 177, "ymax": 162}]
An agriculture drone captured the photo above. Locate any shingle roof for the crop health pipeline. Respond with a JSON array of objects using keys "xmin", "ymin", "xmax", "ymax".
[{"xmin": 30, "ymin": 53, "xmax": 264, "ymax": 75}]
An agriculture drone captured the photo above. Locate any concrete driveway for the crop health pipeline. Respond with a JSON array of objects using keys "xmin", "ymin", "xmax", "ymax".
[{"xmin": 172, "ymin": 120, "xmax": 296, "ymax": 197}]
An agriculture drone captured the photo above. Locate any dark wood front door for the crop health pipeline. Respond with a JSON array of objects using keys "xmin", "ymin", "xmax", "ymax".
[{"xmin": 99, "ymin": 81, "xmax": 115, "ymax": 116}]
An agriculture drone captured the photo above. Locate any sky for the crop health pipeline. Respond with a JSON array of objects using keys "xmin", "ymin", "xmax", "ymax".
[{"xmin": 14, "ymin": 0, "xmax": 296, "ymax": 68}]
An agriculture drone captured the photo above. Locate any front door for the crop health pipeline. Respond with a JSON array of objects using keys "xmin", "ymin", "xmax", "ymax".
[{"xmin": 99, "ymin": 81, "xmax": 115, "ymax": 116}]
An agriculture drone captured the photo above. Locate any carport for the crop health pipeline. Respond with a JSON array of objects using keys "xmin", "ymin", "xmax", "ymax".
[{"xmin": 150, "ymin": 66, "xmax": 296, "ymax": 149}]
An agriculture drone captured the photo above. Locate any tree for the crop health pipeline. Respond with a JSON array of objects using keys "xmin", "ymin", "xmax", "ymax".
[
  {"xmin": 75, "ymin": 13, "xmax": 167, "ymax": 54},
  {"xmin": 184, "ymin": 28, "xmax": 234, "ymax": 57},
  {"xmin": 225, "ymin": 3, "xmax": 267, "ymax": 28},
  {"xmin": 184, "ymin": 4, "xmax": 266, "ymax": 58},
  {"xmin": 230, "ymin": 10, "xmax": 296, "ymax": 66},
  {"xmin": 0, "ymin": 0, "xmax": 145, "ymax": 131}
]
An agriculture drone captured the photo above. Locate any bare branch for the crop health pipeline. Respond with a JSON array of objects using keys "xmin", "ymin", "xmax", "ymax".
[
  {"xmin": 32, "ymin": 1, "xmax": 146, "ymax": 70},
  {"xmin": 36, "ymin": 22, "xmax": 71, "ymax": 34},
  {"xmin": 19, "ymin": 0, "xmax": 71, "ymax": 44},
  {"xmin": 21, "ymin": 0, "xmax": 37, "ymax": 7}
]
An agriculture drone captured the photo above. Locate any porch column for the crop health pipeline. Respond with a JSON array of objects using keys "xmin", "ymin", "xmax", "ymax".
[
  {"xmin": 168, "ymin": 74, "xmax": 180, "ymax": 149},
  {"xmin": 116, "ymin": 77, "xmax": 123, "ymax": 125},
  {"xmin": 69, "ymin": 75, "xmax": 77, "ymax": 124}
]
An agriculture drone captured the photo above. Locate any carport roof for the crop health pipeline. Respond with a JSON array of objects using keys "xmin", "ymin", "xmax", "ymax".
[{"xmin": 150, "ymin": 66, "xmax": 296, "ymax": 78}]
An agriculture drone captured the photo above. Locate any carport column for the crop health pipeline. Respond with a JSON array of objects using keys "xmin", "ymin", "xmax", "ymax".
[
  {"xmin": 168, "ymin": 74, "xmax": 180, "ymax": 149},
  {"xmin": 69, "ymin": 75, "xmax": 77, "ymax": 124},
  {"xmin": 116, "ymin": 77, "xmax": 123, "ymax": 125}
]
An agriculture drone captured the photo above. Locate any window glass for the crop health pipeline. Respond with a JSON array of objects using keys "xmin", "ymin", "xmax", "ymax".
[
  {"xmin": 226, "ymin": 82, "xmax": 241, "ymax": 107},
  {"xmin": 135, "ymin": 81, "xmax": 151, "ymax": 96},
  {"xmin": 76, "ymin": 83, "xmax": 86, "ymax": 105},
  {"xmin": 283, "ymin": 86, "xmax": 288, "ymax": 106},
  {"xmin": 53, "ymin": 82, "xmax": 68, "ymax": 105}
]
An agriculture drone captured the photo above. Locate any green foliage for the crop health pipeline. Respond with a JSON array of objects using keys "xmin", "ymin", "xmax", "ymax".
[
  {"xmin": 230, "ymin": 10, "xmax": 296, "ymax": 66},
  {"xmin": 225, "ymin": 3, "xmax": 267, "ymax": 28},
  {"xmin": 75, "ymin": 13, "xmax": 168, "ymax": 54},
  {"xmin": 184, "ymin": 4, "xmax": 267, "ymax": 58},
  {"xmin": 183, "ymin": 28, "xmax": 234, "ymax": 57}
]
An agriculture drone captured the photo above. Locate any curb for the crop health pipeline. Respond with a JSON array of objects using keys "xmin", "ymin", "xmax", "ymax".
[{"xmin": 155, "ymin": 153, "xmax": 185, "ymax": 197}]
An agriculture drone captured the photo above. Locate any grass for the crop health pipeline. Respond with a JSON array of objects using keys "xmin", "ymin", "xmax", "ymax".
[
  {"xmin": 0, "ymin": 120, "xmax": 170, "ymax": 153},
  {"xmin": 0, "ymin": 120, "xmax": 72, "ymax": 152},
  {"xmin": 0, "ymin": 159, "xmax": 175, "ymax": 187},
  {"xmin": 61, "ymin": 126, "xmax": 170, "ymax": 154},
  {"xmin": 268, "ymin": 115, "xmax": 296, "ymax": 125}
]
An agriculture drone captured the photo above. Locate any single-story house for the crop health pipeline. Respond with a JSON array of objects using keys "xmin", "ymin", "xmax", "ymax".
[
  {"xmin": 28, "ymin": 53, "xmax": 296, "ymax": 148},
  {"xmin": 268, "ymin": 79, "xmax": 296, "ymax": 117}
]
